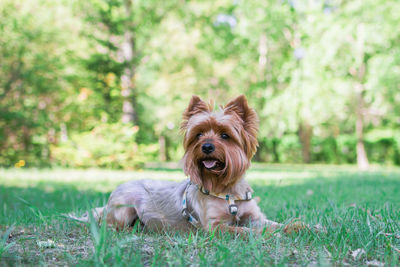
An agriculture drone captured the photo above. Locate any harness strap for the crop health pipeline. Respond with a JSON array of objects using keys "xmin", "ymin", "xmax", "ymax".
[
  {"xmin": 182, "ymin": 182, "xmax": 201, "ymax": 229},
  {"xmin": 199, "ymin": 186, "xmax": 252, "ymax": 201},
  {"xmin": 199, "ymin": 186, "xmax": 252, "ymax": 216}
]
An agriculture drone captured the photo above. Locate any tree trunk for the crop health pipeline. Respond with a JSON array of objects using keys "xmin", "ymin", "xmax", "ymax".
[
  {"xmin": 258, "ymin": 33, "xmax": 267, "ymax": 77},
  {"xmin": 272, "ymin": 139, "xmax": 280, "ymax": 163},
  {"xmin": 299, "ymin": 122, "xmax": 312, "ymax": 163},
  {"xmin": 352, "ymin": 24, "xmax": 369, "ymax": 170},
  {"xmin": 355, "ymin": 84, "xmax": 369, "ymax": 170},
  {"xmin": 159, "ymin": 135, "xmax": 167, "ymax": 162},
  {"xmin": 121, "ymin": 0, "xmax": 137, "ymax": 124}
]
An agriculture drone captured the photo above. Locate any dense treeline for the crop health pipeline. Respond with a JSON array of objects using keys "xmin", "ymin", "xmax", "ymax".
[{"xmin": 1, "ymin": 0, "xmax": 399, "ymax": 169}]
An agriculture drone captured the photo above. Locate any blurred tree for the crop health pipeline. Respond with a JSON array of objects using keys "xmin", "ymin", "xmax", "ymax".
[
  {"xmin": 77, "ymin": 0, "xmax": 181, "ymax": 161},
  {"xmin": 1, "ymin": 0, "xmax": 399, "ymax": 168},
  {"xmin": 78, "ymin": 0, "xmax": 179, "ymax": 123},
  {"xmin": 0, "ymin": 0, "xmax": 85, "ymax": 166},
  {"xmin": 294, "ymin": 0, "xmax": 400, "ymax": 169}
]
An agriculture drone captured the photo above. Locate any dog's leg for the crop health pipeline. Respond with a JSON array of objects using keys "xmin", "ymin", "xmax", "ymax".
[
  {"xmin": 213, "ymin": 224, "xmax": 251, "ymax": 235},
  {"xmin": 205, "ymin": 220, "xmax": 285, "ymax": 238},
  {"xmin": 105, "ymin": 204, "xmax": 139, "ymax": 231},
  {"xmin": 282, "ymin": 219, "xmax": 308, "ymax": 233},
  {"xmin": 92, "ymin": 207, "xmax": 105, "ymax": 222},
  {"xmin": 205, "ymin": 217, "xmax": 281, "ymax": 237},
  {"xmin": 205, "ymin": 219, "xmax": 252, "ymax": 236},
  {"xmin": 251, "ymin": 217, "xmax": 308, "ymax": 234},
  {"xmin": 239, "ymin": 201, "xmax": 308, "ymax": 234},
  {"xmin": 259, "ymin": 218, "xmax": 283, "ymax": 232},
  {"xmin": 250, "ymin": 217, "xmax": 309, "ymax": 234},
  {"xmin": 67, "ymin": 207, "xmax": 105, "ymax": 224}
]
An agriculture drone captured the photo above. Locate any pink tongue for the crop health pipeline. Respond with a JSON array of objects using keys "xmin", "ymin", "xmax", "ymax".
[{"xmin": 203, "ymin": 160, "xmax": 218, "ymax": 169}]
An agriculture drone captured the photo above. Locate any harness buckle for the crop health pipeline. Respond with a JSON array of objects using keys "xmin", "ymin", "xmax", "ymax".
[
  {"xmin": 182, "ymin": 208, "xmax": 189, "ymax": 219},
  {"xmin": 229, "ymin": 204, "xmax": 238, "ymax": 215},
  {"xmin": 200, "ymin": 186, "xmax": 209, "ymax": 195},
  {"xmin": 245, "ymin": 191, "xmax": 252, "ymax": 200}
]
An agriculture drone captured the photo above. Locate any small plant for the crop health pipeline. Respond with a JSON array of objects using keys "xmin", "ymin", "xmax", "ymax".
[
  {"xmin": 17, "ymin": 197, "xmax": 47, "ymax": 225},
  {"xmin": 0, "ymin": 225, "xmax": 15, "ymax": 259},
  {"xmin": 88, "ymin": 208, "xmax": 110, "ymax": 266}
]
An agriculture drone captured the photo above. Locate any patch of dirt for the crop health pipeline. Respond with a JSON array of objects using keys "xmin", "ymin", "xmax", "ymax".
[{"xmin": 2, "ymin": 225, "xmax": 92, "ymax": 266}]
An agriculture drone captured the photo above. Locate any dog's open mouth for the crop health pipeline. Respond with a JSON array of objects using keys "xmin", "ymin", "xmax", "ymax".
[{"xmin": 201, "ymin": 158, "xmax": 224, "ymax": 170}]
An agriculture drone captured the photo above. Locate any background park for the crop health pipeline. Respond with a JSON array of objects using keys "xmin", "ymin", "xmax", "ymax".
[{"xmin": 1, "ymin": 0, "xmax": 400, "ymax": 265}]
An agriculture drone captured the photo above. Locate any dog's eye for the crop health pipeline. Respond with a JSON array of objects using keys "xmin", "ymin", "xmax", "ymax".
[
  {"xmin": 221, "ymin": 133, "xmax": 229, "ymax": 140},
  {"xmin": 196, "ymin": 133, "xmax": 203, "ymax": 138}
]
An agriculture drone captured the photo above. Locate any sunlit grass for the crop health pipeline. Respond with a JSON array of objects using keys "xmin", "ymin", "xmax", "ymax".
[{"xmin": 1, "ymin": 164, "xmax": 399, "ymax": 265}]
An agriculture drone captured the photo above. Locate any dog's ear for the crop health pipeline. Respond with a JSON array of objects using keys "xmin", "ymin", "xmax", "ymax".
[
  {"xmin": 224, "ymin": 95, "xmax": 259, "ymax": 158},
  {"xmin": 185, "ymin": 95, "xmax": 209, "ymax": 115},
  {"xmin": 224, "ymin": 95, "xmax": 251, "ymax": 120},
  {"xmin": 181, "ymin": 96, "xmax": 209, "ymax": 130}
]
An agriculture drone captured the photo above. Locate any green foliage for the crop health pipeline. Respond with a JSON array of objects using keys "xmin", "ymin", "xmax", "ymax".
[
  {"xmin": 0, "ymin": 0, "xmax": 87, "ymax": 167},
  {"xmin": 51, "ymin": 123, "xmax": 158, "ymax": 169},
  {"xmin": 365, "ymin": 129, "xmax": 400, "ymax": 165},
  {"xmin": 0, "ymin": 0, "xmax": 400, "ymax": 167},
  {"xmin": 276, "ymin": 134, "xmax": 303, "ymax": 164}
]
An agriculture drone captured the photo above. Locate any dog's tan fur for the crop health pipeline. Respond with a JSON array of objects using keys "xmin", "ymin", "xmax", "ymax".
[{"xmin": 90, "ymin": 95, "xmax": 303, "ymax": 235}]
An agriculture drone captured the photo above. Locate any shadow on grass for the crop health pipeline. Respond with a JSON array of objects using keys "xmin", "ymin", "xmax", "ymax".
[{"xmin": 0, "ymin": 182, "xmax": 110, "ymax": 225}]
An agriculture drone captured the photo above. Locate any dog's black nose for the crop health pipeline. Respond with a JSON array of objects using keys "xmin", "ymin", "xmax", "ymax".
[{"xmin": 202, "ymin": 143, "xmax": 215, "ymax": 154}]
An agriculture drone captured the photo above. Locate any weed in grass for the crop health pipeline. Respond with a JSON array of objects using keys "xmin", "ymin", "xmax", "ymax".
[
  {"xmin": 17, "ymin": 197, "xmax": 47, "ymax": 226},
  {"xmin": 0, "ymin": 225, "xmax": 15, "ymax": 259},
  {"xmin": 87, "ymin": 210, "xmax": 109, "ymax": 266}
]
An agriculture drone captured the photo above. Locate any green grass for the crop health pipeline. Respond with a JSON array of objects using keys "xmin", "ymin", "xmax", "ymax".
[{"xmin": 0, "ymin": 165, "xmax": 400, "ymax": 266}]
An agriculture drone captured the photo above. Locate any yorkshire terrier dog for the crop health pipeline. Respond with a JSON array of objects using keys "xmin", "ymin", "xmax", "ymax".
[{"xmin": 88, "ymin": 95, "xmax": 303, "ymax": 235}]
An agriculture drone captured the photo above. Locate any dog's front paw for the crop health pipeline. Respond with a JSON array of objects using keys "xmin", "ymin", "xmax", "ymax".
[
  {"xmin": 283, "ymin": 219, "xmax": 307, "ymax": 234},
  {"xmin": 283, "ymin": 220, "xmax": 326, "ymax": 234}
]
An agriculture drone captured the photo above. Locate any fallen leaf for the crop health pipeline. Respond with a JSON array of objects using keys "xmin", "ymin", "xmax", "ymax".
[
  {"xmin": 351, "ymin": 248, "xmax": 365, "ymax": 259},
  {"xmin": 37, "ymin": 239, "xmax": 56, "ymax": 248},
  {"xmin": 365, "ymin": 260, "xmax": 384, "ymax": 267}
]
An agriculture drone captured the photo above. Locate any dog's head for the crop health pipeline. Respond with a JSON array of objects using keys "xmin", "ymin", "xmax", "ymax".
[{"xmin": 181, "ymin": 95, "xmax": 259, "ymax": 193}]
